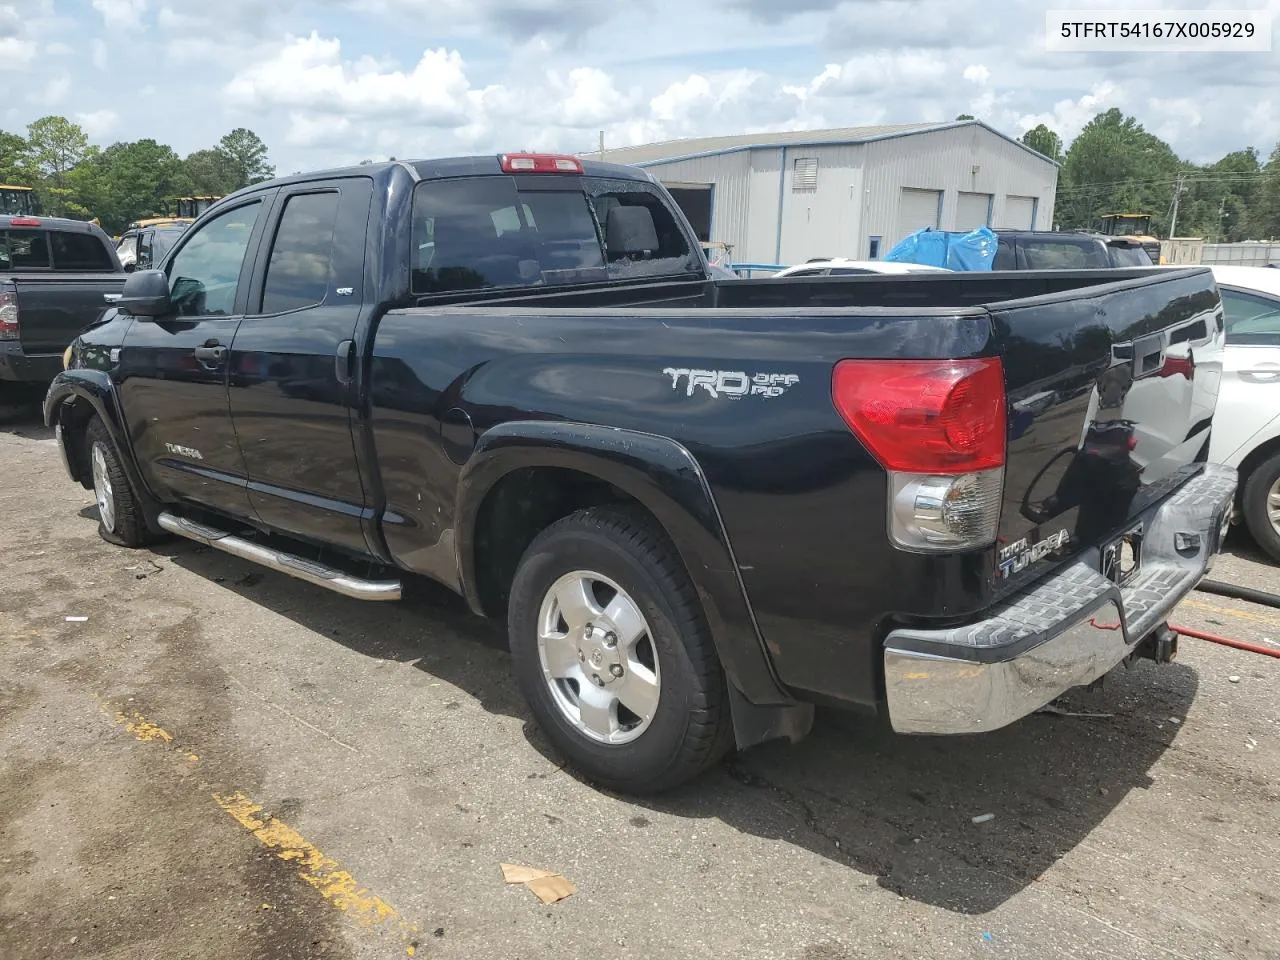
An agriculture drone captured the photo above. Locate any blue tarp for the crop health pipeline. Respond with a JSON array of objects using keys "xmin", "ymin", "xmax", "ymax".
[{"xmin": 883, "ymin": 226, "xmax": 998, "ymax": 271}]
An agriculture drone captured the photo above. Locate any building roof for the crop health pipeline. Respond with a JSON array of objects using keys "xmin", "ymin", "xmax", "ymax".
[{"xmin": 590, "ymin": 119, "xmax": 1061, "ymax": 169}]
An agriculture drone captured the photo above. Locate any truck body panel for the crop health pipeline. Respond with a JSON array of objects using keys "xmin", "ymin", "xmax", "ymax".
[{"xmin": 45, "ymin": 157, "xmax": 1236, "ymax": 779}]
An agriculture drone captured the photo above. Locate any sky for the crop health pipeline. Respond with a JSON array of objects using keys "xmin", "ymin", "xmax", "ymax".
[{"xmin": 2, "ymin": 0, "xmax": 1278, "ymax": 173}]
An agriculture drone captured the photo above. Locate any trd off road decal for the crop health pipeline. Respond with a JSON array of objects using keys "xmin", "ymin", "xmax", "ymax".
[{"xmin": 663, "ymin": 367, "xmax": 800, "ymax": 399}]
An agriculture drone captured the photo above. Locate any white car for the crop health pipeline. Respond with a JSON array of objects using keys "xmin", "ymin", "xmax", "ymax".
[
  {"xmin": 1202, "ymin": 265, "xmax": 1280, "ymax": 559},
  {"xmin": 771, "ymin": 258, "xmax": 952, "ymax": 278}
]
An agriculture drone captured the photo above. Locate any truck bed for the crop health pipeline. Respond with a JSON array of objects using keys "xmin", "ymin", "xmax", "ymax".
[{"xmin": 374, "ymin": 266, "xmax": 1223, "ymax": 706}]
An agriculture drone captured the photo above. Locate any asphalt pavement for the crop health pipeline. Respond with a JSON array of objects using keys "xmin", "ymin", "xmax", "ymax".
[{"xmin": 1, "ymin": 409, "xmax": 1276, "ymax": 960}]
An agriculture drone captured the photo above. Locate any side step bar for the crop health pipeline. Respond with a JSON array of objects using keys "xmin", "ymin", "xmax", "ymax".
[{"xmin": 157, "ymin": 512, "xmax": 402, "ymax": 601}]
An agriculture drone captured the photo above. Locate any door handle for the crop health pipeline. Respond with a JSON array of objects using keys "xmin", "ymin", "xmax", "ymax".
[
  {"xmin": 194, "ymin": 341, "xmax": 227, "ymax": 366},
  {"xmin": 335, "ymin": 339, "xmax": 355, "ymax": 384}
]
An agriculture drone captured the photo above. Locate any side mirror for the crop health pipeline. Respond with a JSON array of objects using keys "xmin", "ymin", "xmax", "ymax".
[
  {"xmin": 123, "ymin": 261, "xmax": 136, "ymax": 273},
  {"xmin": 116, "ymin": 269, "xmax": 172, "ymax": 318}
]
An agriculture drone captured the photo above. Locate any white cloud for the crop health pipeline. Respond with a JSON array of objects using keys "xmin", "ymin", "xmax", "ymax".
[
  {"xmin": 224, "ymin": 33, "xmax": 475, "ymax": 127},
  {"xmin": 36, "ymin": 73, "xmax": 71, "ymax": 106},
  {"xmin": 808, "ymin": 51, "xmax": 950, "ymax": 98},
  {"xmin": 0, "ymin": 36, "xmax": 36, "ymax": 69},
  {"xmin": 44, "ymin": 41, "xmax": 73, "ymax": 55},
  {"xmin": 963, "ymin": 64, "xmax": 990, "ymax": 84},
  {"xmin": 1147, "ymin": 97, "xmax": 1203, "ymax": 147},
  {"xmin": 1010, "ymin": 83, "xmax": 1127, "ymax": 144},
  {"xmin": 92, "ymin": 0, "xmax": 147, "ymax": 30},
  {"xmin": 92, "ymin": 38, "xmax": 108, "ymax": 71},
  {"xmin": 76, "ymin": 109, "xmax": 119, "ymax": 138}
]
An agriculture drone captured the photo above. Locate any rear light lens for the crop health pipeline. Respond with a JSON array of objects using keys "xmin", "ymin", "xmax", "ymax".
[
  {"xmin": 889, "ymin": 469, "xmax": 1003, "ymax": 551},
  {"xmin": 0, "ymin": 286, "xmax": 18, "ymax": 340},
  {"xmin": 8, "ymin": 217, "xmax": 40, "ymax": 227},
  {"xmin": 832, "ymin": 358, "xmax": 1006, "ymax": 473},
  {"xmin": 832, "ymin": 358, "xmax": 1007, "ymax": 553},
  {"xmin": 499, "ymin": 153, "xmax": 584, "ymax": 174}
]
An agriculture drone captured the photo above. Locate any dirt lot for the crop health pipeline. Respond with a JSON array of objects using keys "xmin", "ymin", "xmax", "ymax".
[{"xmin": 2, "ymin": 410, "xmax": 1277, "ymax": 960}]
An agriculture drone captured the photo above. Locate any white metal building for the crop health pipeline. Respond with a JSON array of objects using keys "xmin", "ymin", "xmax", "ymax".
[{"xmin": 593, "ymin": 120, "xmax": 1059, "ymax": 266}]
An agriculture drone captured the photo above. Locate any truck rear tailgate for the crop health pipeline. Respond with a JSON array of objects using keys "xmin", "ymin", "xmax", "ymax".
[
  {"xmin": 993, "ymin": 268, "xmax": 1224, "ymax": 592},
  {"xmin": 9, "ymin": 274, "xmax": 124, "ymax": 356}
]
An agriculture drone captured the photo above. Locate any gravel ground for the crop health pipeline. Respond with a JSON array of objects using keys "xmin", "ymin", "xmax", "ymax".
[{"xmin": 1, "ymin": 409, "xmax": 1277, "ymax": 960}]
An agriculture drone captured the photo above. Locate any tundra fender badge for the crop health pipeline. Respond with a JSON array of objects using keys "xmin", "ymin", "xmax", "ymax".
[
  {"xmin": 164, "ymin": 442, "xmax": 204, "ymax": 461},
  {"xmin": 663, "ymin": 367, "xmax": 799, "ymax": 399}
]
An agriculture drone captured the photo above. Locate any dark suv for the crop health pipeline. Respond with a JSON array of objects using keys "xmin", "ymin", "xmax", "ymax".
[{"xmin": 993, "ymin": 230, "xmax": 1153, "ymax": 270}]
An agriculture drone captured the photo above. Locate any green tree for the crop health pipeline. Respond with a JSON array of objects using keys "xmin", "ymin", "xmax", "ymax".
[
  {"xmin": 1057, "ymin": 108, "xmax": 1182, "ymax": 233},
  {"xmin": 24, "ymin": 115, "xmax": 89, "ymax": 180},
  {"xmin": 955, "ymin": 113, "xmax": 975, "ymax": 121},
  {"xmin": 24, "ymin": 116, "xmax": 92, "ymax": 216},
  {"xmin": 1256, "ymin": 142, "xmax": 1280, "ymax": 240},
  {"xmin": 1, "ymin": 130, "xmax": 34, "ymax": 184},
  {"xmin": 1019, "ymin": 123, "xmax": 1063, "ymax": 163},
  {"xmin": 179, "ymin": 148, "xmax": 241, "ymax": 196},
  {"xmin": 216, "ymin": 128, "xmax": 274, "ymax": 189},
  {"xmin": 71, "ymin": 139, "xmax": 183, "ymax": 234}
]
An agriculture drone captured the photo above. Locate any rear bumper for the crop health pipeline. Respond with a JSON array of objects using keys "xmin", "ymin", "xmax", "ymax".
[
  {"xmin": 883, "ymin": 463, "xmax": 1237, "ymax": 735},
  {"xmin": 0, "ymin": 341, "xmax": 62, "ymax": 384}
]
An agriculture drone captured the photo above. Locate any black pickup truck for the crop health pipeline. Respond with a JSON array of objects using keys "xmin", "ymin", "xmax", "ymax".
[
  {"xmin": 1, "ymin": 215, "xmax": 124, "ymax": 408},
  {"xmin": 45, "ymin": 154, "xmax": 1236, "ymax": 794}
]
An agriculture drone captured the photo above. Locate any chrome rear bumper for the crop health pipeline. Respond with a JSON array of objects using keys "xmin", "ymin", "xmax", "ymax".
[{"xmin": 883, "ymin": 463, "xmax": 1237, "ymax": 735}]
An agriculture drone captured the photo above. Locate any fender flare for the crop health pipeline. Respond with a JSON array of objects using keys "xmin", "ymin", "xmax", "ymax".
[
  {"xmin": 43, "ymin": 370, "xmax": 165, "ymax": 533},
  {"xmin": 455, "ymin": 420, "xmax": 801, "ymax": 718}
]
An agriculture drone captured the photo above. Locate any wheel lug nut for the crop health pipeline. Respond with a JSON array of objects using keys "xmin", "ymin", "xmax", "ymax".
[
  {"xmin": 609, "ymin": 664, "xmax": 624, "ymax": 678},
  {"xmin": 578, "ymin": 651, "xmax": 585, "ymax": 662},
  {"xmin": 604, "ymin": 632, "xmax": 617, "ymax": 648},
  {"xmin": 591, "ymin": 675, "xmax": 605, "ymax": 687}
]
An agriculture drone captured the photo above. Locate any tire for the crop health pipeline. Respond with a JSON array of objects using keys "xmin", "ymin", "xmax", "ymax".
[
  {"xmin": 507, "ymin": 506, "xmax": 733, "ymax": 794},
  {"xmin": 1242, "ymin": 450, "xmax": 1280, "ymax": 564},
  {"xmin": 86, "ymin": 416, "xmax": 152, "ymax": 548}
]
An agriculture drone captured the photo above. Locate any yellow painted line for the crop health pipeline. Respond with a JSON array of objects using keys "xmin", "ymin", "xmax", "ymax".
[
  {"xmin": 109, "ymin": 707, "xmax": 200, "ymax": 761},
  {"xmin": 214, "ymin": 792, "xmax": 421, "ymax": 953},
  {"xmin": 102, "ymin": 704, "xmax": 420, "ymax": 955},
  {"xmin": 1179, "ymin": 597, "xmax": 1280, "ymax": 628}
]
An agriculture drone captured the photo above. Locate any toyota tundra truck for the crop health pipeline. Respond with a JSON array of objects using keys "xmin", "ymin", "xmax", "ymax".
[{"xmin": 44, "ymin": 154, "xmax": 1236, "ymax": 794}]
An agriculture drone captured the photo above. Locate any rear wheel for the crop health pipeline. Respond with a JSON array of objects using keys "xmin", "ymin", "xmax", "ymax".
[
  {"xmin": 86, "ymin": 416, "xmax": 152, "ymax": 548},
  {"xmin": 507, "ymin": 507, "xmax": 732, "ymax": 794},
  {"xmin": 1242, "ymin": 450, "xmax": 1280, "ymax": 564}
]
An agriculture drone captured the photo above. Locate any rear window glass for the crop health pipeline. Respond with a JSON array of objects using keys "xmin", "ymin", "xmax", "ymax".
[
  {"xmin": 49, "ymin": 230, "xmax": 114, "ymax": 271},
  {"xmin": 587, "ymin": 179, "xmax": 695, "ymax": 276},
  {"xmin": 412, "ymin": 177, "xmax": 605, "ymax": 294},
  {"xmin": 1108, "ymin": 244, "xmax": 1151, "ymax": 267},
  {"xmin": 1, "ymin": 230, "xmax": 51, "ymax": 269},
  {"xmin": 1019, "ymin": 239, "xmax": 1110, "ymax": 269},
  {"xmin": 410, "ymin": 175, "xmax": 698, "ymax": 295}
]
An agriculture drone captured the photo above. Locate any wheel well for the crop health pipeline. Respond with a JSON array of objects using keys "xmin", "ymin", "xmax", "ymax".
[
  {"xmin": 471, "ymin": 467, "xmax": 650, "ymax": 618},
  {"xmin": 57, "ymin": 397, "xmax": 97, "ymax": 488},
  {"xmin": 1234, "ymin": 436, "xmax": 1280, "ymax": 507}
]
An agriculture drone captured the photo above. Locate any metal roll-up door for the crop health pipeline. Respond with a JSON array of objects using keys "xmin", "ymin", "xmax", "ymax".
[
  {"xmin": 956, "ymin": 191, "xmax": 992, "ymax": 230},
  {"xmin": 1001, "ymin": 195, "xmax": 1036, "ymax": 229},
  {"xmin": 896, "ymin": 188, "xmax": 941, "ymax": 242}
]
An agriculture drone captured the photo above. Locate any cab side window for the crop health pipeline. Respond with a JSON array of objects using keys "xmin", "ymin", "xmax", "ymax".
[
  {"xmin": 260, "ymin": 191, "xmax": 341, "ymax": 314},
  {"xmin": 1221, "ymin": 288, "xmax": 1280, "ymax": 346},
  {"xmin": 166, "ymin": 200, "xmax": 263, "ymax": 317}
]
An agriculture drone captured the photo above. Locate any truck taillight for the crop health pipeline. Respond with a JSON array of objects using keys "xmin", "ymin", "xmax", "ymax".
[
  {"xmin": 0, "ymin": 286, "xmax": 18, "ymax": 341},
  {"xmin": 832, "ymin": 358, "xmax": 1006, "ymax": 553},
  {"xmin": 499, "ymin": 153, "xmax": 584, "ymax": 174}
]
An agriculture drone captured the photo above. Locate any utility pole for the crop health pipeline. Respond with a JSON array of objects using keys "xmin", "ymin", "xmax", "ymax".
[
  {"xmin": 1169, "ymin": 174, "xmax": 1186, "ymax": 238},
  {"xmin": 1217, "ymin": 195, "xmax": 1228, "ymax": 242},
  {"xmin": 598, "ymin": 130, "xmax": 605, "ymax": 158}
]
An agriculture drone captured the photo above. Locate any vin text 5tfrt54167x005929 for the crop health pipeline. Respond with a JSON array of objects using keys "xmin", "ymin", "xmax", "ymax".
[{"xmin": 45, "ymin": 153, "xmax": 1236, "ymax": 793}]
